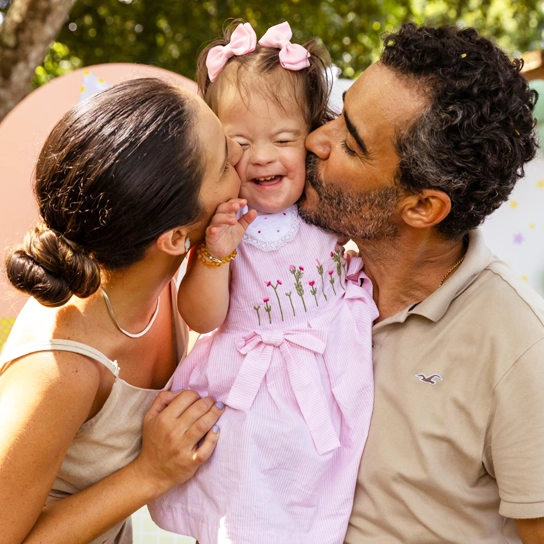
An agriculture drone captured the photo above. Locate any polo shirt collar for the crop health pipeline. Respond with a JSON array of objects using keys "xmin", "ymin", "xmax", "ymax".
[{"xmin": 376, "ymin": 229, "xmax": 494, "ymax": 327}]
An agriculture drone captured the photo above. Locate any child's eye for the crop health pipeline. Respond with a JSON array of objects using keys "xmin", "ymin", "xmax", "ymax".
[
  {"xmin": 342, "ymin": 140, "xmax": 357, "ymax": 156},
  {"xmin": 276, "ymin": 140, "xmax": 292, "ymax": 145}
]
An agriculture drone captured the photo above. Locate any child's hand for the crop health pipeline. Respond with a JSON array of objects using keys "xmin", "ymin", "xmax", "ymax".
[{"xmin": 205, "ymin": 198, "xmax": 257, "ymax": 258}]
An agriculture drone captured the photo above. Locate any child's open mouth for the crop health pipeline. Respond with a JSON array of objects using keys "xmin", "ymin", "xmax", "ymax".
[{"xmin": 252, "ymin": 175, "xmax": 283, "ymax": 186}]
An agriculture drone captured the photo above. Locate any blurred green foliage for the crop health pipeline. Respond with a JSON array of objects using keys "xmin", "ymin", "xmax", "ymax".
[{"xmin": 1, "ymin": 0, "xmax": 543, "ymax": 85}]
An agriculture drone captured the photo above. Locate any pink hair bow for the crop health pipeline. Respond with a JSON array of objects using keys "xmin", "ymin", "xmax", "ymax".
[
  {"xmin": 258, "ymin": 21, "xmax": 310, "ymax": 71},
  {"xmin": 206, "ymin": 22, "xmax": 257, "ymax": 81}
]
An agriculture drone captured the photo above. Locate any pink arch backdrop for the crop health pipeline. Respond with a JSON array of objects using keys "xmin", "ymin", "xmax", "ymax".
[{"xmin": 0, "ymin": 64, "xmax": 197, "ymax": 349}]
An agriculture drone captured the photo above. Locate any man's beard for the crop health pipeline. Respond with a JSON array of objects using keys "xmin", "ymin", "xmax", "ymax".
[{"xmin": 298, "ymin": 153, "xmax": 403, "ymax": 241}]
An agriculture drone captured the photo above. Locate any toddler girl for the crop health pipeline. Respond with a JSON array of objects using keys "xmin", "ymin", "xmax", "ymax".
[{"xmin": 149, "ymin": 21, "xmax": 378, "ymax": 544}]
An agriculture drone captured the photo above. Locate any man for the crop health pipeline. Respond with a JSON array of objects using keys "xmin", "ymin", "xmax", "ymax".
[{"xmin": 299, "ymin": 23, "xmax": 544, "ymax": 543}]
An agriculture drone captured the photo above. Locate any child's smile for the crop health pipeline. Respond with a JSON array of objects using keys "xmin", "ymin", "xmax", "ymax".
[{"xmin": 219, "ymin": 84, "xmax": 309, "ymax": 214}]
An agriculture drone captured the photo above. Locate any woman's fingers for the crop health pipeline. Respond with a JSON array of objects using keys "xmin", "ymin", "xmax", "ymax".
[
  {"xmin": 152, "ymin": 390, "xmax": 225, "ymax": 449},
  {"xmin": 138, "ymin": 391, "xmax": 225, "ymax": 491},
  {"xmin": 192, "ymin": 425, "xmax": 220, "ymax": 465},
  {"xmin": 182, "ymin": 400, "xmax": 224, "ymax": 445},
  {"xmin": 144, "ymin": 389, "xmax": 198, "ymax": 425}
]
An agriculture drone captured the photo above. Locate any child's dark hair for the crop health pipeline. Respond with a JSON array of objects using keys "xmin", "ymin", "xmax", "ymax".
[
  {"xmin": 5, "ymin": 78, "xmax": 205, "ymax": 307},
  {"xmin": 196, "ymin": 20, "xmax": 334, "ymax": 130}
]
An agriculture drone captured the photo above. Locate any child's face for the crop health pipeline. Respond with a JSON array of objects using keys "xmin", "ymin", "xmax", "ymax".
[{"xmin": 218, "ymin": 87, "xmax": 309, "ymax": 214}]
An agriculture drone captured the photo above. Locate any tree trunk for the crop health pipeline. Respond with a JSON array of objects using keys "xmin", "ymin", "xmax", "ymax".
[{"xmin": 0, "ymin": 0, "xmax": 74, "ymax": 123}]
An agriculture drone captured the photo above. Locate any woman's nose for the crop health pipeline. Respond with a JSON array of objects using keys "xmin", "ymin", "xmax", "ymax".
[{"xmin": 305, "ymin": 122, "xmax": 332, "ymax": 160}]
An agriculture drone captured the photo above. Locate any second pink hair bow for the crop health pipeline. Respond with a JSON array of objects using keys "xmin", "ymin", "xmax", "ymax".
[
  {"xmin": 206, "ymin": 22, "xmax": 257, "ymax": 81},
  {"xmin": 258, "ymin": 21, "xmax": 310, "ymax": 71}
]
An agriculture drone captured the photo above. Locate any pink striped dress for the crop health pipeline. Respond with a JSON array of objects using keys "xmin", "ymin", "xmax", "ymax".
[{"xmin": 149, "ymin": 205, "xmax": 378, "ymax": 544}]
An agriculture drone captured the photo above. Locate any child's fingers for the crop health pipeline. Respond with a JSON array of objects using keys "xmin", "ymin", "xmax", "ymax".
[
  {"xmin": 239, "ymin": 208, "xmax": 258, "ymax": 229},
  {"xmin": 205, "ymin": 223, "xmax": 235, "ymax": 242},
  {"xmin": 214, "ymin": 198, "xmax": 248, "ymax": 214},
  {"xmin": 208, "ymin": 213, "xmax": 238, "ymax": 228}
]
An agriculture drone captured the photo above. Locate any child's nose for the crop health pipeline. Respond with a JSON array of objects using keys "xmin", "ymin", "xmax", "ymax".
[{"xmin": 249, "ymin": 144, "xmax": 276, "ymax": 165}]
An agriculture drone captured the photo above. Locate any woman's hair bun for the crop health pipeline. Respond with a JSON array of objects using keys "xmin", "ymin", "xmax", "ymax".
[{"xmin": 5, "ymin": 223, "xmax": 100, "ymax": 307}]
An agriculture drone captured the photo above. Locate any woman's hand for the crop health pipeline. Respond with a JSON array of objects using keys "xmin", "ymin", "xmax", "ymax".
[
  {"xmin": 132, "ymin": 390, "xmax": 224, "ymax": 498},
  {"xmin": 205, "ymin": 198, "xmax": 257, "ymax": 258}
]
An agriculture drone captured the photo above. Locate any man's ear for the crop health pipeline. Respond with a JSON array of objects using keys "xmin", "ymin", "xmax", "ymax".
[
  {"xmin": 156, "ymin": 228, "xmax": 190, "ymax": 256},
  {"xmin": 399, "ymin": 189, "xmax": 451, "ymax": 229}
]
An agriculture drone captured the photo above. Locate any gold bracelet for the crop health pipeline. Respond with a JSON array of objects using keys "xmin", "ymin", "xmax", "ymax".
[{"xmin": 196, "ymin": 244, "xmax": 237, "ymax": 267}]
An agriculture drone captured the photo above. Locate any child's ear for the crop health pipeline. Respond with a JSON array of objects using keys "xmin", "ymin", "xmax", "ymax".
[
  {"xmin": 399, "ymin": 189, "xmax": 451, "ymax": 229},
  {"xmin": 156, "ymin": 228, "xmax": 190, "ymax": 256}
]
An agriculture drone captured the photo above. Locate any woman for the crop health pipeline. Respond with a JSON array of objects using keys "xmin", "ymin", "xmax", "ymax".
[{"xmin": 0, "ymin": 78, "xmax": 243, "ymax": 543}]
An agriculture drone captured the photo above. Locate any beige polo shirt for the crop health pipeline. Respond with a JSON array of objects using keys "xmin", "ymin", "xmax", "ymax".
[{"xmin": 347, "ymin": 229, "xmax": 544, "ymax": 544}]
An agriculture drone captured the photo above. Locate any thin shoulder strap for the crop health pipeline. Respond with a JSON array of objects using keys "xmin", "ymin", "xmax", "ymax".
[{"xmin": 0, "ymin": 340, "xmax": 120, "ymax": 377}]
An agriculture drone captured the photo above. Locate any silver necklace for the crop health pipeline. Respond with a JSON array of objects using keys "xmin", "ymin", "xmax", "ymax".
[{"xmin": 100, "ymin": 287, "xmax": 160, "ymax": 338}]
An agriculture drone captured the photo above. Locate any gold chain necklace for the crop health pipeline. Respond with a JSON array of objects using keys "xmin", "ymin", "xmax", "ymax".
[
  {"xmin": 100, "ymin": 287, "xmax": 160, "ymax": 338},
  {"xmin": 439, "ymin": 255, "xmax": 465, "ymax": 287}
]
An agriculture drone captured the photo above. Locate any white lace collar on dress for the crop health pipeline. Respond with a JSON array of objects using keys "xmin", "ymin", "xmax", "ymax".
[{"xmin": 242, "ymin": 205, "xmax": 300, "ymax": 252}]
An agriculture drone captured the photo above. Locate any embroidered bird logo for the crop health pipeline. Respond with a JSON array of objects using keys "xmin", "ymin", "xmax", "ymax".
[{"xmin": 415, "ymin": 373, "xmax": 443, "ymax": 385}]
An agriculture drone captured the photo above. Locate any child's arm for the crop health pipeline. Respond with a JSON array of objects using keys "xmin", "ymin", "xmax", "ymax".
[{"xmin": 178, "ymin": 198, "xmax": 256, "ymax": 333}]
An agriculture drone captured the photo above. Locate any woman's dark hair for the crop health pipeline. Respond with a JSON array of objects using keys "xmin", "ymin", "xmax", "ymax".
[
  {"xmin": 6, "ymin": 77, "xmax": 204, "ymax": 307},
  {"xmin": 381, "ymin": 23, "xmax": 538, "ymax": 240},
  {"xmin": 196, "ymin": 19, "xmax": 334, "ymax": 130}
]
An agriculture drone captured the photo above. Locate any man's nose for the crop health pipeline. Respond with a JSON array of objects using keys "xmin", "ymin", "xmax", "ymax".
[{"xmin": 305, "ymin": 123, "xmax": 331, "ymax": 159}]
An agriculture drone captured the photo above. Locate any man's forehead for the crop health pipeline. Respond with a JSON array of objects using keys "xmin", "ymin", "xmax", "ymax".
[
  {"xmin": 343, "ymin": 63, "xmax": 396, "ymax": 105},
  {"xmin": 343, "ymin": 63, "xmax": 427, "ymax": 131}
]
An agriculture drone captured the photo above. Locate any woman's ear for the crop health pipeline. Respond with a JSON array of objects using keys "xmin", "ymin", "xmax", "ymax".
[
  {"xmin": 399, "ymin": 189, "xmax": 451, "ymax": 229},
  {"xmin": 156, "ymin": 228, "xmax": 190, "ymax": 256}
]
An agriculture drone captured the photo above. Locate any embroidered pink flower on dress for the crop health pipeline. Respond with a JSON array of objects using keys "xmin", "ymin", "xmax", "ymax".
[
  {"xmin": 309, "ymin": 280, "xmax": 315, "ymax": 287},
  {"xmin": 299, "ymin": 266, "xmax": 304, "ymax": 271},
  {"xmin": 263, "ymin": 297, "xmax": 270, "ymax": 303},
  {"xmin": 265, "ymin": 281, "xmax": 272, "ymax": 287},
  {"xmin": 289, "ymin": 265, "xmax": 295, "ymax": 271},
  {"xmin": 277, "ymin": 279, "xmax": 282, "ymax": 285},
  {"xmin": 328, "ymin": 270, "xmax": 334, "ymax": 275}
]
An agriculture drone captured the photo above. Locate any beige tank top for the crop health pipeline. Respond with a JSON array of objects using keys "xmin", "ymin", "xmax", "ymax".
[{"xmin": 0, "ymin": 282, "xmax": 188, "ymax": 544}]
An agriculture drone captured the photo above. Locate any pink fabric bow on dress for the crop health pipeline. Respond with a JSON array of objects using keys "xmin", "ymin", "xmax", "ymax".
[
  {"xmin": 206, "ymin": 22, "xmax": 257, "ymax": 81},
  {"xmin": 258, "ymin": 21, "xmax": 310, "ymax": 71},
  {"xmin": 227, "ymin": 328, "xmax": 340, "ymax": 456}
]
